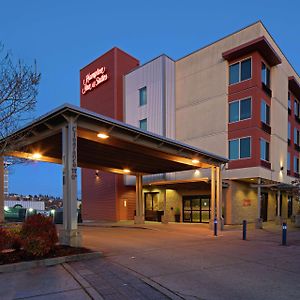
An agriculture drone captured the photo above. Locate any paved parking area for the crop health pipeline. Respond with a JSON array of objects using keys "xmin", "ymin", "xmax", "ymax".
[
  {"xmin": 1, "ymin": 222, "xmax": 299, "ymax": 299},
  {"xmin": 81, "ymin": 222, "xmax": 300, "ymax": 300}
]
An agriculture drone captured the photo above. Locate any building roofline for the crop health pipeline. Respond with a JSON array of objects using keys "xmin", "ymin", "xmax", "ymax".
[
  {"xmin": 125, "ymin": 54, "xmax": 175, "ymax": 77},
  {"xmin": 80, "ymin": 47, "xmax": 139, "ymax": 71}
]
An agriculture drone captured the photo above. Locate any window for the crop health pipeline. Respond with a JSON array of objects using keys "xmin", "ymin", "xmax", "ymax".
[
  {"xmin": 287, "ymin": 152, "xmax": 290, "ymax": 171},
  {"xmin": 261, "ymin": 100, "xmax": 270, "ymax": 125},
  {"xmin": 288, "ymin": 92, "xmax": 291, "ymax": 110},
  {"xmin": 288, "ymin": 122, "xmax": 291, "ymax": 140},
  {"xmin": 261, "ymin": 62, "xmax": 270, "ymax": 88},
  {"xmin": 294, "ymin": 156, "xmax": 299, "ymax": 173},
  {"xmin": 229, "ymin": 58, "xmax": 252, "ymax": 85},
  {"xmin": 294, "ymin": 128, "xmax": 299, "ymax": 145},
  {"xmin": 260, "ymin": 139, "xmax": 270, "ymax": 161},
  {"xmin": 229, "ymin": 98, "xmax": 251, "ymax": 123},
  {"xmin": 229, "ymin": 137, "xmax": 251, "ymax": 160},
  {"xmin": 295, "ymin": 99, "xmax": 299, "ymax": 117},
  {"xmin": 139, "ymin": 87, "xmax": 147, "ymax": 106},
  {"xmin": 139, "ymin": 118, "xmax": 147, "ymax": 131}
]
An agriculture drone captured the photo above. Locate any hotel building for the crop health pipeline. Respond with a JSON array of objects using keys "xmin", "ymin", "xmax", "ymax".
[{"xmin": 80, "ymin": 21, "xmax": 300, "ymax": 225}]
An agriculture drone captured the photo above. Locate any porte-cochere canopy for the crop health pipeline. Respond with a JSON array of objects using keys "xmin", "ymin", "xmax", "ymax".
[{"xmin": 0, "ymin": 104, "xmax": 228, "ymax": 246}]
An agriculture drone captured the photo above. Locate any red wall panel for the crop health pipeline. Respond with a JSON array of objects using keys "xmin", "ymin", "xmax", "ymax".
[{"xmin": 80, "ymin": 48, "xmax": 139, "ymax": 221}]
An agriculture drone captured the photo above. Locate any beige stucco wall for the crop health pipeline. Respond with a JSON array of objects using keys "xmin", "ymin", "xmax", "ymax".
[{"xmin": 175, "ymin": 21, "xmax": 299, "ymax": 185}]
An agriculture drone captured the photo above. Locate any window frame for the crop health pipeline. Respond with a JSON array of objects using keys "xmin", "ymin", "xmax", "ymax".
[
  {"xmin": 228, "ymin": 97, "xmax": 252, "ymax": 124},
  {"xmin": 229, "ymin": 57, "xmax": 252, "ymax": 86},
  {"xmin": 139, "ymin": 86, "xmax": 147, "ymax": 107},
  {"xmin": 260, "ymin": 138, "xmax": 270, "ymax": 162},
  {"xmin": 294, "ymin": 156, "xmax": 299, "ymax": 174},
  {"xmin": 228, "ymin": 136, "xmax": 251, "ymax": 160},
  {"xmin": 288, "ymin": 92, "xmax": 291, "ymax": 109},
  {"xmin": 287, "ymin": 152, "xmax": 291, "ymax": 171},
  {"xmin": 139, "ymin": 118, "xmax": 147, "ymax": 131},
  {"xmin": 261, "ymin": 100, "xmax": 270, "ymax": 125},
  {"xmin": 261, "ymin": 61, "xmax": 271, "ymax": 88}
]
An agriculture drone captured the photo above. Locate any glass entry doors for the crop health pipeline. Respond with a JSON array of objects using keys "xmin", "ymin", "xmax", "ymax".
[{"xmin": 183, "ymin": 195, "xmax": 210, "ymax": 223}]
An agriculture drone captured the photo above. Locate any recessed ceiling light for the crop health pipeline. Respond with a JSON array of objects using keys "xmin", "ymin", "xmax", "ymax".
[
  {"xmin": 32, "ymin": 153, "xmax": 42, "ymax": 160},
  {"xmin": 123, "ymin": 169, "xmax": 131, "ymax": 173},
  {"xmin": 192, "ymin": 159, "xmax": 199, "ymax": 164},
  {"xmin": 97, "ymin": 133, "xmax": 109, "ymax": 139}
]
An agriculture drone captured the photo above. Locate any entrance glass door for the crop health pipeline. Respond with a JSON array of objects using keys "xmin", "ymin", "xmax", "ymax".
[{"xmin": 183, "ymin": 195, "xmax": 210, "ymax": 223}]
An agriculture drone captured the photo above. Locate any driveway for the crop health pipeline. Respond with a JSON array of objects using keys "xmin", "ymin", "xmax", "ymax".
[{"xmin": 80, "ymin": 222, "xmax": 300, "ymax": 300}]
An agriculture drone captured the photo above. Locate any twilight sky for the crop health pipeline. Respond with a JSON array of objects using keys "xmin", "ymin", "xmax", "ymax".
[{"xmin": 1, "ymin": 0, "xmax": 299, "ymax": 197}]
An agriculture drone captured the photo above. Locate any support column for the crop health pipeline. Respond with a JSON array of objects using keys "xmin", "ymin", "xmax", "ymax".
[
  {"xmin": 161, "ymin": 189, "xmax": 168, "ymax": 224},
  {"xmin": 59, "ymin": 119, "xmax": 81, "ymax": 247},
  {"xmin": 216, "ymin": 166, "xmax": 223, "ymax": 230},
  {"xmin": 209, "ymin": 166, "xmax": 216, "ymax": 229},
  {"xmin": 0, "ymin": 157, "xmax": 4, "ymax": 223},
  {"xmin": 275, "ymin": 190, "xmax": 282, "ymax": 225},
  {"xmin": 256, "ymin": 178, "xmax": 263, "ymax": 229},
  {"xmin": 134, "ymin": 174, "xmax": 144, "ymax": 224}
]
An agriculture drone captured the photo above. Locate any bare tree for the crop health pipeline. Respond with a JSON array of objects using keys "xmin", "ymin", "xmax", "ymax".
[{"xmin": 0, "ymin": 43, "xmax": 41, "ymax": 156}]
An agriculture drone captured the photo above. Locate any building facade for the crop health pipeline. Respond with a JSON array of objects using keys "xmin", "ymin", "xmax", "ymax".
[{"xmin": 81, "ymin": 21, "xmax": 300, "ymax": 225}]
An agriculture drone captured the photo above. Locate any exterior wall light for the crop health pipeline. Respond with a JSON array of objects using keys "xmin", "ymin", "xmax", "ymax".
[
  {"xmin": 95, "ymin": 170, "xmax": 99, "ymax": 177},
  {"xmin": 97, "ymin": 133, "xmax": 109, "ymax": 139},
  {"xmin": 280, "ymin": 166, "xmax": 284, "ymax": 171}
]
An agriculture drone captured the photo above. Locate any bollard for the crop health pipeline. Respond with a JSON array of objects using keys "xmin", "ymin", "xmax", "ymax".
[
  {"xmin": 243, "ymin": 220, "xmax": 247, "ymax": 240},
  {"xmin": 214, "ymin": 218, "xmax": 217, "ymax": 236},
  {"xmin": 282, "ymin": 222, "xmax": 287, "ymax": 246}
]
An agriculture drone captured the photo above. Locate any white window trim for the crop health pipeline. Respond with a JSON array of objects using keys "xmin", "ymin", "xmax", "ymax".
[
  {"xmin": 260, "ymin": 138, "xmax": 270, "ymax": 162},
  {"xmin": 229, "ymin": 97, "xmax": 252, "ymax": 124},
  {"xmin": 229, "ymin": 57, "xmax": 252, "ymax": 86},
  {"xmin": 229, "ymin": 136, "xmax": 251, "ymax": 160}
]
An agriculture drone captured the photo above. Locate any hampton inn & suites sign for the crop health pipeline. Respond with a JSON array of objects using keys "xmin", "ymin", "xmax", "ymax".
[{"xmin": 81, "ymin": 67, "xmax": 108, "ymax": 95}]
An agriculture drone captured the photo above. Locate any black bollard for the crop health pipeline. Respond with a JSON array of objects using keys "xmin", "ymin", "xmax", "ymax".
[
  {"xmin": 282, "ymin": 222, "xmax": 287, "ymax": 246},
  {"xmin": 243, "ymin": 220, "xmax": 247, "ymax": 240},
  {"xmin": 214, "ymin": 218, "xmax": 217, "ymax": 236}
]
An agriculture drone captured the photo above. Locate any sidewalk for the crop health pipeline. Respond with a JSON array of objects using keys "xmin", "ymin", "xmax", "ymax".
[{"xmin": 0, "ymin": 258, "xmax": 170, "ymax": 300}]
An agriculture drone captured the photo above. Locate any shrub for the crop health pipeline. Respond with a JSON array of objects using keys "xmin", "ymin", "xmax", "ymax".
[
  {"xmin": 7, "ymin": 226, "xmax": 22, "ymax": 251},
  {"xmin": 0, "ymin": 227, "xmax": 10, "ymax": 252},
  {"xmin": 20, "ymin": 214, "xmax": 58, "ymax": 257}
]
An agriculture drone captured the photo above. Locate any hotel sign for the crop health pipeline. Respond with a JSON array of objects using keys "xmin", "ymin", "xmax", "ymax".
[{"xmin": 81, "ymin": 67, "xmax": 108, "ymax": 95}]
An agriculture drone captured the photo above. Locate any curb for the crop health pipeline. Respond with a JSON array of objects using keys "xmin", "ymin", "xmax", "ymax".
[{"xmin": 0, "ymin": 251, "xmax": 102, "ymax": 274}]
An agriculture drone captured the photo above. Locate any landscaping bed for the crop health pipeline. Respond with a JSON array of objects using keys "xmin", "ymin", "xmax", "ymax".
[{"xmin": 0, "ymin": 245, "xmax": 92, "ymax": 265}]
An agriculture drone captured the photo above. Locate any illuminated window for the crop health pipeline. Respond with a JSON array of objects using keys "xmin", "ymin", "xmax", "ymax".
[
  {"xmin": 139, "ymin": 87, "xmax": 147, "ymax": 106},
  {"xmin": 229, "ymin": 98, "xmax": 251, "ymax": 123},
  {"xmin": 229, "ymin": 58, "xmax": 251, "ymax": 85},
  {"xmin": 229, "ymin": 137, "xmax": 251, "ymax": 160},
  {"xmin": 260, "ymin": 139, "xmax": 270, "ymax": 162},
  {"xmin": 139, "ymin": 118, "xmax": 147, "ymax": 131}
]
